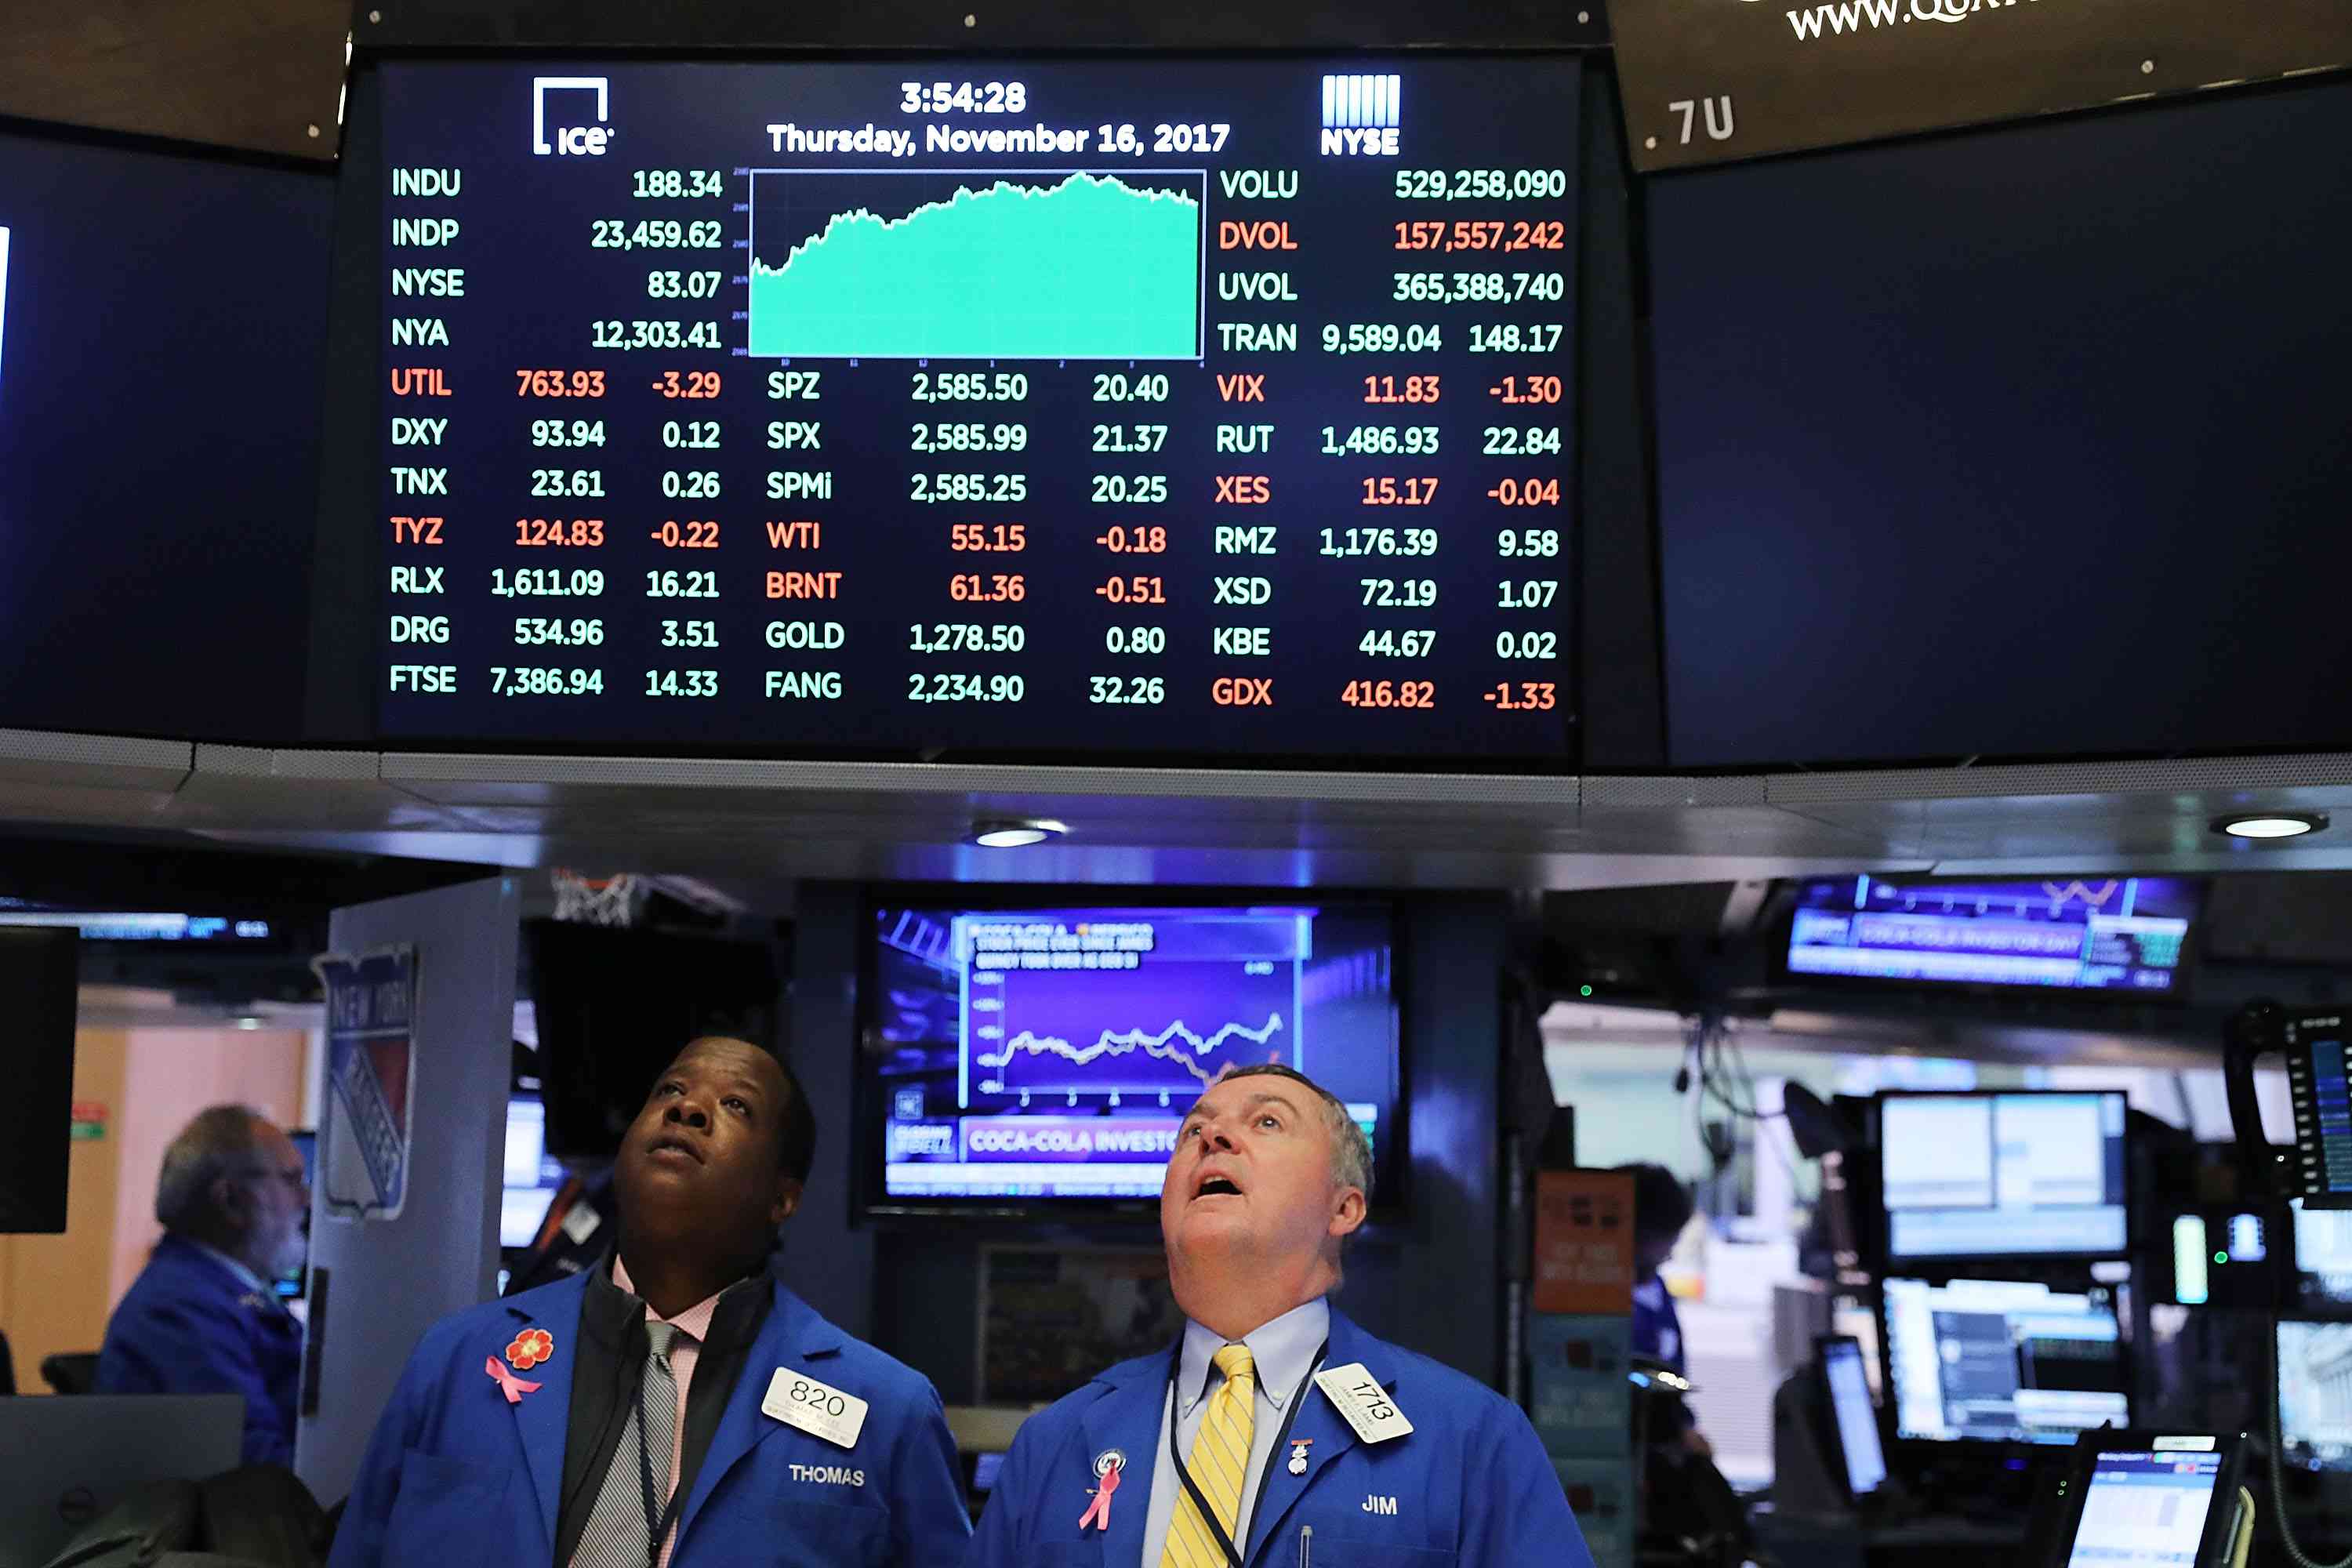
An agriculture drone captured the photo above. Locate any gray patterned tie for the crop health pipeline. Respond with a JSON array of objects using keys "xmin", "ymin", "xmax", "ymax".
[{"xmin": 573, "ymin": 1319, "xmax": 681, "ymax": 1568}]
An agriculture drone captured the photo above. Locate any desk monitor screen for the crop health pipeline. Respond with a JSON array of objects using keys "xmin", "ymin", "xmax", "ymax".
[
  {"xmin": 1820, "ymin": 1335, "xmax": 1887, "ymax": 1500},
  {"xmin": 0, "ymin": 1394, "xmax": 245, "ymax": 1568},
  {"xmin": 2063, "ymin": 1446, "xmax": 2229, "ymax": 1568},
  {"xmin": 2296, "ymin": 1202, "xmax": 2352, "ymax": 1312},
  {"xmin": 369, "ymin": 58, "xmax": 1581, "ymax": 767},
  {"xmin": 865, "ymin": 898, "xmax": 1399, "ymax": 1206},
  {"xmin": 500, "ymin": 1097, "xmax": 566, "ymax": 1248},
  {"xmin": 1880, "ymin": 1091, "xmax": 2129, "ymax": 1260},
  {"xmin": 2279, "ymin": 1320, "xmax": 2352, "ymax": 1472},
  {"xmin": 1883, "ymin": 1276, "xmax": 2129, "ymax": 1446}
]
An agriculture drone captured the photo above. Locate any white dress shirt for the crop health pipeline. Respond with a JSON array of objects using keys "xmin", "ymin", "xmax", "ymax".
[{"xmin": 1139, "ymin": 1297, "xmax": 1331, "ymax": 1567}]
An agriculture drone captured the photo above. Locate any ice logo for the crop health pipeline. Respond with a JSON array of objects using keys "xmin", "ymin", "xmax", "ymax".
[{"xmin": 533, "ymin": 77, "xmax": 612, "ymax": 156}]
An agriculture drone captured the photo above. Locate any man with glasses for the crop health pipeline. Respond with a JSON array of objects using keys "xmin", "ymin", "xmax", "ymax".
[{"xmin": 98, "ymin": 1104, "xmax": 310, "ymax": 1466}]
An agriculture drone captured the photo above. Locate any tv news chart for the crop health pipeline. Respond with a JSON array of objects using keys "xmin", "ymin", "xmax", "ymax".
[
  {"xmin": 375, "ymin": 60, "xmax": 1580, "ymax": 760},
  {"xmin": 869, "ymin": 902, "xmax": 1399, "ymax": 1200}
]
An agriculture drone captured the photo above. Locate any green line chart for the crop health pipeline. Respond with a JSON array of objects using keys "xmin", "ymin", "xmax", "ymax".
[{"xmin": 747, "ymin": 169, "xmax": 1205, "ymax": 361}]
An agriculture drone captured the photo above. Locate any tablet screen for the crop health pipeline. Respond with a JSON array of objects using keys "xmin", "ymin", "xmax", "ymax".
[{"xmin": 2064, "ymin": 1449, "xmax": 2223, "ymax": 1568}]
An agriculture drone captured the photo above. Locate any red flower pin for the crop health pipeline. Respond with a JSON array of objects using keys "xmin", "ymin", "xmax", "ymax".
[{"xmin": 505, "ymin": 1329, "xmax": 554, "ymax": 1370}]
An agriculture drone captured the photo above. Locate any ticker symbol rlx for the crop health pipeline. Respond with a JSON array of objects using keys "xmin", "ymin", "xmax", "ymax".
[{"xmin": 534, "ymin": 77, "xmax": 612, "ymax": 156}]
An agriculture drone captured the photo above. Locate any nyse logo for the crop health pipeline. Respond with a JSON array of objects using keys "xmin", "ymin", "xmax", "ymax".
[
  {"xmin": 1320, "ymin": 74, "xmax": 1399, "ymax": 157},
  {"xmin": 533, "ymin": 76, "xmax": 612, "ymax": 156}
]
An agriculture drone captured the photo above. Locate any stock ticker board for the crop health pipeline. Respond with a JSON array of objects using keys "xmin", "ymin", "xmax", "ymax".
[{"xmin": 376, "ymin": 60, "xmax": 1581, "ymax": 761}]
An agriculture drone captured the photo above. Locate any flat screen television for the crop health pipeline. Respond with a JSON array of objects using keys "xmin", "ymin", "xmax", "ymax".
[
  {"xmin": 861, "ymin": 895, "xmax": 1402, "ymax": 1212},
  {"xmin": 1787, "ymin": 875, "xmax": 2201, "ymax": 996},
  {"xmin": 0, "ymin": 926, "xmax": 78, "ymax": 1233},
  {"xmin": 1879, "ymin": 1091, "xmax": 2129, "ymax": 1261}
]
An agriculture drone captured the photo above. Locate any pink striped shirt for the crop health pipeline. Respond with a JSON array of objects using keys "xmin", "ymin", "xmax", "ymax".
[{"xmin": 606, "ymin": 1257, "xmax": 724, "ymax": 1568}]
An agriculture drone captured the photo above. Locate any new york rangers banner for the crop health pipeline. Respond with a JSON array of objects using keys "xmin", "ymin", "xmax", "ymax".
[{"xmin": 314, "ymin": 945, "xmax": 419, "ymax": 1220}]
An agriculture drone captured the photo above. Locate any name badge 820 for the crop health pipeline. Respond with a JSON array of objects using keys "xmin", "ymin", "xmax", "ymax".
[{"xmin": 762, "ymin": 1368, "xmax": 869, "ymax": 1449}]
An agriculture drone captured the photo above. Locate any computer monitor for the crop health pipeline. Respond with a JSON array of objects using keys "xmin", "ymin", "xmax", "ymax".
[
  {"xmin": 1882, "ymin": 1276, "xmax": 2130, "ymax": 1446},
  {"xmin": 2056, "ymin": 1436, "xmax": 2241, "ymax": 1568},
  {"xmin": 1879, "ymin": 1091, "xmax": 2129, "ymax": 1260},
  {"xmin": 500, "ymin": 1097, "xmax": 565, "ymax": 1250},
  {"xmin": 0, "ymin": 1395, "xmax": 244, "ymax": 1568},
  {"xmin": 1818, "ymin": 1335, "xmax": 1888, "ymax": 1501},
  {"xmin": 2296, "ymin": 1202, "xmax": 2352, "ymax": 1313},
  {"xmin": 2278, "ymin": 1319, "xmax": 2352, "ymax": 1472}
]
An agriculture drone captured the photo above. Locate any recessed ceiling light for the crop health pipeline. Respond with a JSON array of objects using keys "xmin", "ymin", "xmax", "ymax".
[
  {"xmin": 2213, "ymin": 811, "xmax": 2328, "ymax": 840},
  {"xmin": 971, "ymin": 819, "xmax": 1065, "ymax": 848}
]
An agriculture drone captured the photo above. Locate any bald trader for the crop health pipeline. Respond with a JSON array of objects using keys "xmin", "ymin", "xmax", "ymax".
[{"xmin": 969, "ymin": 1063, "xmax": 1593, "ymax": 1566}]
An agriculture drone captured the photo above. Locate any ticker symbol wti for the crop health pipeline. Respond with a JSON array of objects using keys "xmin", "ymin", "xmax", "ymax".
[{"xmin": 534, "ymin": 77, "xmax": 612, "ymax": 156}]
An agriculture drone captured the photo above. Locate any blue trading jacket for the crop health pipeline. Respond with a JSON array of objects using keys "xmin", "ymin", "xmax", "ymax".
[
  {"xmin": 967, "ymin": 1305, "xmax": 1595, "ymax": 1568},
  {"xmin": 97, "ymin": 1233, "xmax": 303, "ymax": 1467},
  {"xmin": 328, "ymin": 1264, "xmax": 971, "ymax": 1568}
]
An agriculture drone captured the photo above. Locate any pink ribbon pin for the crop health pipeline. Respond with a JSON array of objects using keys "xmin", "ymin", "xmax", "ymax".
[
  {"xmin": 1078, "ymin": 1455, "xmax": 1122, "ymax": 1531},
  {"xmin": 485, "ymin": 1354, "xmax": 543, "ymax": 1404}
]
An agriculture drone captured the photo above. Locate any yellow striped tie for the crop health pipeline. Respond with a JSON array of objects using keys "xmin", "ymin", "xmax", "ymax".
[{"xmin": 1162, "ymin": 1343, "xmax": 1258, "ymax": 1568}]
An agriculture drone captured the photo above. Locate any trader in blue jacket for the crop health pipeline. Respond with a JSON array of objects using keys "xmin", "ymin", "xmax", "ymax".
[
  {"xmin": 968, "ymin": 1063, "xmax": 1593, "ymax": 1568},
  {"xmin": 331, "ymin": 1036, "xmax": 969, "ymax": 1568},
  {"xmin": 98, "ymin": 1105, "xmax": 309, "ymax": 1466}
]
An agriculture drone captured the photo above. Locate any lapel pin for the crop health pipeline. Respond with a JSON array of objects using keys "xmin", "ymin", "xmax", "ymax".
[
  {"xmin": 1288, "ymin": 1439, "xmax": 1314, "ymax": 1475},
  {"xmin": 505, "ymin": 1328, "xmax": 554, "ymax": 1370},
  {"xmin": 485, "ymin": 1355, "xmax": 543, "ymax": 1404},
  {"xmin": 1079, "ymin": 1449, "xmax": 1126, "ymax": 1532}
]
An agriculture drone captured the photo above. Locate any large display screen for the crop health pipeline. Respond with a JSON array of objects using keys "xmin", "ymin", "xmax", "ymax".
[
  {"xmin": 1883, "ymin": 1276, "xmax": 2129, "ymax": 1445},
  {"xmin": 865, "ymin": 900, "xmax": 1399, "ymax": 1204},
  {"xmin": 372, "ymin": 60, "xmax": 1580, "ymax": 763},
  {"xmin": 0, "ymin": 127, "xmax": 331, "ymax": 740},
  {"xmin": 1880, "ymin": 1092, "xmax": 2129, "ymax": 1260},
  {"xmin": 1650, "ymin": 75, "xmax": 2352, "ymax": 766},
  {"xmin": 1788, "ymin": 875, "xmax": 2200, "ymax": 995}
]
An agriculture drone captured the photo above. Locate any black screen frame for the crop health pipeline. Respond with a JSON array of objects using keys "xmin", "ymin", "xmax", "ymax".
[
  {"xmin": 0, "ymin": 926, "xmax": 80, "ymax": 1234},
  {"xmin": 1815, "ymin": 1332, "xmax": 1890, "ymax": 1506},
  {"xmin": 318, "ymin": 44, "xmax": 1602, "ymax": 772},
  {"xmin": 2042, "ymin": 1429, "xmax": 2245, "ymax": 1568}
]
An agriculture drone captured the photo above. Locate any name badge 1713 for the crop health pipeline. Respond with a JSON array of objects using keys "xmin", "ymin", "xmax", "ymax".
[
  {"xmin": 1312, "ymin": 1363, "xmax": 1414, "ymax": 1444},
  {"xmin": 761, "ymin": 1368, "xmax": 870, "ymax": 1450}
]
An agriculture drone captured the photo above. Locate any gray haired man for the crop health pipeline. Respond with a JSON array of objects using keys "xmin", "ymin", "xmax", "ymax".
[{"xmin": 97, "ymin": 1105, "xmax": 309, "ymax": 1465}]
